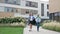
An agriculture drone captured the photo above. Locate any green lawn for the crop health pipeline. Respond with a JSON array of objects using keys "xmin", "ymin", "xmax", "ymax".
[{"xmin": 0, "ymin": 27, "xmax": 24, "ymax": 34}]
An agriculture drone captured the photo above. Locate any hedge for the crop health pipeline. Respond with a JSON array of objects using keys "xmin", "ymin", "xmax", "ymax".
[{"xmin": 0, "ymin": 17, "xmax": 26, "ymax": 24}]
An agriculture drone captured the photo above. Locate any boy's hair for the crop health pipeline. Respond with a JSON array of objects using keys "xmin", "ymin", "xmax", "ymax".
[{"xmin": 37, "ymin": 14, "xmax": 39, "ymax": 17}]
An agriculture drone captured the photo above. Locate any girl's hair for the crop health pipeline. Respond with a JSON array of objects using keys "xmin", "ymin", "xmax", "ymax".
[{"xmin": 29, "ymin": 13, "xmax": 33, "ymax": 16}]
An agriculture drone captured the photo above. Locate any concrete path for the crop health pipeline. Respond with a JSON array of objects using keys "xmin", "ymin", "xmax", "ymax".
[{"xmin": 23, "ymin": 25, "xmax": 60, "ymax": 34}]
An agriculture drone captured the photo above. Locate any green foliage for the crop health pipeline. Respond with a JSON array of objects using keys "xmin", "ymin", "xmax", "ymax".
[{"xmin": 0, "ymin": 17, "xmax": 26, "ymax": 24}]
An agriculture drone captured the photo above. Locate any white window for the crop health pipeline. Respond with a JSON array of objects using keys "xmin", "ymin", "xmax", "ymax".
[
  {"xmin": 26, "ymin": 1, "xmax": 38, "ymax": 8},
  {"xmin": 47, "ymin": 4, "xmax": 49, "ymax": 9},
  {"xmin": 5, "ymin": 0, "xmax": 20, "ymax": 5},
  {"xmin": 41, "ymin": 3, "xmax": 44, "ymax": 16}
]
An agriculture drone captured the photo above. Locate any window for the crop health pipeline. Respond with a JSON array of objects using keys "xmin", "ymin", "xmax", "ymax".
[
  {"xmin": 41, "ymin": 3, "xmax": 44, "ymax": 16},
  {"xmin": 0, "ymin": 6, "xmax": 4, "ymax": 12},
  {"xmin": 5, "ymin": 7, "xmax": 12, "ymax": 12},
  {"xmin": 20, "ymin": 9, "xmax": 38, "ymax": 15},
  {"xmin": 26, "ymin": 1, "xmax": 38, "ymax": 8},
  {"xmin": 11, "ymin": 9, "xmax": 13, "ymax": 12},
  {"xmin": 47, "ymin": 4, "xmax": 49, "ymax": 9},
  {"xmin": 29, "ymin": 10, "xmax": 38, "ymax": 14},
  {"xmin": 32, "ymin": 10, "xmax": 38, "ymax": 14},
  {"xmin": 16, "ymin": 9, "xmax": 18, "ymax": 13},
  {"xmin": 14, "ymin": 1, "xmax": 16, "ymax": 4},
  {"xmin": 5, "ymin": 0, "xmax": 20, "ymax": 5},
  {"xmin": 5, "ymin": 7, "xmax": 20, "ymax": 13},
  {"xmin": 7, "ymin": 8, "xmax": 9, "ymax": 12},
  {"xmin": 59, "ymin": 13, "xmax": 60, "ymax": 16},
  {"xmin": 47, "ymin": 12, "xmax": 49, "ymax": 16},
  {"xmin": 26, "ymin": 11, "xmax": 29, "ymax": 14},
  {"xmin": 55, "ymin": 12, "xmax": 60, "ymax": 16},
  {"xmin": 5, "ymin": 0, "xmax": 8, "ymax": 3},
  {"xmin": 12, "ymin": 8, "xmax": 18, "ymax": 12},
  {"xmin": 26, "ymin": 10, "xmax": 29, "ymax": 14}
]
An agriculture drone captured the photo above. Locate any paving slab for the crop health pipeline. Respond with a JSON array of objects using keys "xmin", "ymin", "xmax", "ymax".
[{"xmin": 23, "ymin": 25, "xmax": 60, "ymax": 34}]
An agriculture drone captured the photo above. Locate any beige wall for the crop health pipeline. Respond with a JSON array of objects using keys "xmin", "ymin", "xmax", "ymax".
[
  {"xmin": 49, "ymin": 0, "xmax": 60, "ymax": 13},
  {"xmin": 0, "ymin": 12, "xmax": 14, "ymax": 18}
]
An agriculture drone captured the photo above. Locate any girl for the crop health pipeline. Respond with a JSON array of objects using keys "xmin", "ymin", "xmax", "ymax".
[{"xmin": 28, "ymin": 13, "xmax": 34, "ymax": 31}]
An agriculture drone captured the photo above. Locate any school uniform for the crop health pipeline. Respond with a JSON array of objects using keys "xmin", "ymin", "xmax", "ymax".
[
  {"xmin": 36, "ymin": 17, "xmax": 41, "ymax": 31},
  {"xmin": 29, "ymin": 16, "xmax": 34, "ymax": 24}
]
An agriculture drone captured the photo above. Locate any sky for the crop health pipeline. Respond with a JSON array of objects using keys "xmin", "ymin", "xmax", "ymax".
[{"xmin": 41, "ymin": 0, "xmax": 49, "ymax": 1}]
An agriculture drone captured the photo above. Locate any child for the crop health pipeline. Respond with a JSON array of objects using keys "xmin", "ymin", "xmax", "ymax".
[
  {"xmin": 28, "ymin": 13, "xmax": 35, "ymax": 31},
  {"xmin": 36, "ymin": 15, "xmax": 41, "ymax": 31}
]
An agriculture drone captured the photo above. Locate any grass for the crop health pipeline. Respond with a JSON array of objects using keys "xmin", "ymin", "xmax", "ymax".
[{"xmin": 0, "ymin": 26, "xmax": 24, "ymax": 34}]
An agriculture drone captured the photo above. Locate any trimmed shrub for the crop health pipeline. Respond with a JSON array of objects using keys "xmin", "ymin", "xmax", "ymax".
[{"xmin": 0, "ymin": 17, "xmax": 26, "ymax": 24}]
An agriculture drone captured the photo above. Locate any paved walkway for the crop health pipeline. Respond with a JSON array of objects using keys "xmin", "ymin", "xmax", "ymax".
[{"xmin": 23, "ymin": 25, "xmax": 60, "ymax": 34}]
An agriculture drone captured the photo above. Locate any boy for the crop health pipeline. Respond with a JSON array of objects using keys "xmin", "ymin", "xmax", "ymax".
[{"xmin": 36, "ymin": 15, "xmax": 41, "ymax": 31}]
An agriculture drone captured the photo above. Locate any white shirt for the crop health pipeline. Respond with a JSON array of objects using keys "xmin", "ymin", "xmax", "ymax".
[
  {"xmin": 29, "ymin": 16, "xmax": 34, "ymax": 21},
  {"xmin": 36, "ymin": 17, "xmax": 41, "ymax": 22}
]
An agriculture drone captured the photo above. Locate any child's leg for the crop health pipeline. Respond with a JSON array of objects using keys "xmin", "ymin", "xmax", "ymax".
[
  {"xmin": 29, "ymin": 23, "xmax": 32, "ymax": 31},
  {"xmin": 30, "ymin": 24, "xmax": 32, "ymax": 29},
  {"xmin": 37, "ymin": 23, "xmax": 39, "ymax": 31}
]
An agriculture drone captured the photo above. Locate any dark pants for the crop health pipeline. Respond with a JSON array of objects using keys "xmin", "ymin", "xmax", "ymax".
[{"xmin": 36, "ymin": 22, "xmax": 40, "ymax": 31}]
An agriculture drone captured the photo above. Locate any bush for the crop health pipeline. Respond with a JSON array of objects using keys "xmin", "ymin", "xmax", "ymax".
[
  {"xmin": 10, "ymin": 22, "xmax": 25, "ymax": 27},
  {"xmin": 0, "ymin": 17, "xmax": 26, "ymax": 24},
  {"xmin": 42, "ymin": 22, "xmax": 60, "ymax": 32},
  {"xmin": 42, "ymin": 20, "xmax": 53, "ymax": 23}
]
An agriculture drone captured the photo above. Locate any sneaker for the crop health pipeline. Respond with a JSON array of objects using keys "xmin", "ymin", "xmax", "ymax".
[
  {"xmin": 37, "ymin": 30, "xmax": 39, "ymax": 32},
  {"xmin": 29, "ymin": 30, "xmax": 32, "ymax": 31}
]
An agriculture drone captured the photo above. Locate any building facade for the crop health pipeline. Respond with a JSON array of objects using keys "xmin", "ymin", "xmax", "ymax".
[
  {"xmin": 49, "ymin": 0, "xmax": 60, "ymax": 21},
  {"xmin": 0, "ymin": 0, "xmax": 49, "ymax": 19}
]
